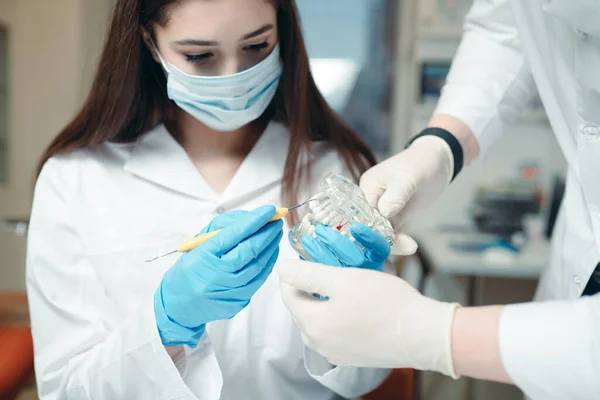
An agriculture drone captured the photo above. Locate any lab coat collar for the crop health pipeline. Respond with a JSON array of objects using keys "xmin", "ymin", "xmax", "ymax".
[
  {"xmin": 123, "ymin": 122, "xmax": 290, "ymax": 203},
  {"xmin": 219, "ymin": 121, "xmax": 290, "ymax": 207},
  {"xmin": 124, "ymin": 124, "xmax": 216, "ymax": 200}
]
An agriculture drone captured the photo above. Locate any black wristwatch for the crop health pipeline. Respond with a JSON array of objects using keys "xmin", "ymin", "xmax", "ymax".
[{"xmin": 405, "ymin": 127, "xmax": 464, "ymax": 182}]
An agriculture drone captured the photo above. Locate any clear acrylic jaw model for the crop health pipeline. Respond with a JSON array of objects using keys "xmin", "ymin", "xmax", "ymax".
[{"xmin": 289, "ymin": 173, "xmax": 395, "ymax": 261}]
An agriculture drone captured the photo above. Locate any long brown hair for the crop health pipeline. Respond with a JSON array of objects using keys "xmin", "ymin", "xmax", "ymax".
[{"xmin": 37, "ymin": 0, "xmax": 376, "ymax": 223}]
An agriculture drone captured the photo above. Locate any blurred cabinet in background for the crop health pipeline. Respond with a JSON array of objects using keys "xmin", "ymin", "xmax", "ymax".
[
  {"xmin": 0, "ymin": 219, "xmax": 26, "ymax": 290},
  {"xmin": 414, "ymin": 0, "xmax": 548, "ymax": 131},
  {"xmin": 0, "ymin": 25, "xmax": 7, "ymax": 183}
]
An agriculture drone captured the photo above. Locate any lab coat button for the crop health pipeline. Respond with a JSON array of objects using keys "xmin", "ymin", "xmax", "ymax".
[
  {"xmin": 575, "ymin": 28, "xmax": 589, "ymax": 40},
  {"xmin": 573, "ymin": 275, "xmax": 583, "ymax": 285},
  {"xmin": 216, "ymin": 207, "xmax": 226, "ymax": 214},
  {"xmin": 581, "ymin": 123, "xmax": 600, "ymax": 140}
]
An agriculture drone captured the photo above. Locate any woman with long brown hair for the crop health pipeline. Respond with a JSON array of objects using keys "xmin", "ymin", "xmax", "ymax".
[{"xmin": 26, "ymin": 0, "xmax": 391, "ymax": 398}]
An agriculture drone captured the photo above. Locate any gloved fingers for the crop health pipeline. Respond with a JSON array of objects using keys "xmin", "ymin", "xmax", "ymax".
[
  {"xmin": 350, "ymin": 223, "xmax": 391, "ymax": 263},
  {"xmin": 376, "ymin": 172, "xmax": 418, "ymax": 219},
  {"xmin": 359, "ymin": 168, "xmax": 387, "ymax": 208},
  {"xmin": 314, "ymin": 224, "xmax": 365, "ymax": 266},
  {"xmin": 301, "ymin": 332, "xmax": 318, "ymax": 352},
  {"xmin": 223, "ymin": 247, "xmax": 279, "ymax": 298},
  {"xmin": 393, "ymin": 193, "xmax": 432, "ymax": 227},
  {"xmin": 221, "ymin": 220, "xmax": 283, "ymax": 272},
  {"xmin": 242, "ymin": 246, "xmax": 279, "ymax": 293},
  {"xmin": 200, "ymin": 297, "xmax": 250, "ymax": 321},
  {"xmin": 386, "ymin": 212, "xmax": 419, "ymax": 256},
  {"xmin": 302, "ymin": 236, "xmax": 342, "ymax": 266},
  {"xmin": 224, "ymin": 230, "xmax": 283, "ymax": 287},
  {"xmin": 276, "ymin": 259, "xmax": 339, "ymax": 298},
  {"xmin": 390, "ymin": 232, "xmax": 418, "ymax": 256},
  {"xmin": 199, "ymin": 210, "xmax": 249, "ymax": 235},
  {"xmin": 203, "ymin": 205, "xmax": 277, "ymax": 256},
  {"xmin": 279, "ymin": 280, "xmax": 324, "ymax": 324},
  {"xmin": 193, "ymin": 226, "xmax": 281, "ymax": 286}
]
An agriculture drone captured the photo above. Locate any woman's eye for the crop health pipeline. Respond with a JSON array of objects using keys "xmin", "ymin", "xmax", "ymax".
[
  {"xmin": 245, "ymin": 41, "xmax": 269, "ymax": 52},
  {"xmin": 185, "ymin": 53, "xmax": 212, "ymax": 63}
]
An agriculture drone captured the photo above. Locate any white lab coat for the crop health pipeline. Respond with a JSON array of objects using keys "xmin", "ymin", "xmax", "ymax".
[
  {"xmin": 26, "ymin": 121, "xmax": 390, "ymax": 400},
  {"xmin": 434, "ymin": 0, "xmax": 600, "ymax": 398}
]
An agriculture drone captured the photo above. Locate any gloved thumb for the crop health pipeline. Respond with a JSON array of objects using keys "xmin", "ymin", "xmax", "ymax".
[
  {"xmin": 276, "ymin": 259, "xmax": 337, "ymax": 297},
  {"xmin": 377, "ymin": 172, "xmax": 418, "ymax": 219},
  {"xmin": 359, "ymin": 170, "xmax": 386, "ymax": 208},
  {"xmin": 390, "ymin": 233, "xmax": 418, "ymax": 256}
]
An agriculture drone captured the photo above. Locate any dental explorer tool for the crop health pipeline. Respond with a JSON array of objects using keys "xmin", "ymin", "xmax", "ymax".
[{"xmin": 145, "ymin": 200, "xmax": 315, "ymax": 263}]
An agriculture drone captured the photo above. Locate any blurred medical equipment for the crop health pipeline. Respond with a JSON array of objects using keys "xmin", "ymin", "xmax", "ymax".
[
  {"xmin": 146, "ymin": 203, "xmax": 308, "ymax": 262},
  {"xmin": 448, "ymin": 236, "xmax": 519, "ymax": 254},
  {"xmin": 155, "ymin": 206, "xmax": 283, "ymax": 347},
  {"xmin": 289, "ymin": 173, "xmax": 395, "ymax": 261},
  {"xmin": 470, "ymin": 185, "xmax": 541, "ymax": 238},
  {"xmin": 420, "ymin": 62, "xmax": 451, "ymax": 101},
  {"xmin": 469, "ymin": 163, "xmax": 544, "ymax": 239}
]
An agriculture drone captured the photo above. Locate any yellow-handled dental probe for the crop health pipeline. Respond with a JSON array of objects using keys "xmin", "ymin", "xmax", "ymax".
[
  {"xmin": 176, "ymin": 207, "xmax": 289, "ymax": 252},
  {"xmin": 145, "ymin": 201, "xmax": 312, "ymax": 263}
]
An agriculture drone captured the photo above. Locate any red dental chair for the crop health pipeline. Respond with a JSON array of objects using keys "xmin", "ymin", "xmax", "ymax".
[{"xmin": 0, "ymin": 292, "xmax": 35, "ymax": 400}]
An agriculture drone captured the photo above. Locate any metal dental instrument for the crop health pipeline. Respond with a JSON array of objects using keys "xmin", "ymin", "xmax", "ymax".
[{"xmin": 145, "ymin": 200, "xmax": 315, "ymax": 263}]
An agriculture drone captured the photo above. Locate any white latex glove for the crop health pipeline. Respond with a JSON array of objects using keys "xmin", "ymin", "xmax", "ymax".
[
  {"xmin": 360, "ymin": 136, "xmax": 454, "ymax": 253},
  {"xmin": 277, "ymin": 259, "xmax": 459, "ymax": 378}
]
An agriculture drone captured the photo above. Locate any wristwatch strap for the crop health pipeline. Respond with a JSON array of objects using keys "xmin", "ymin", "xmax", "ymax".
[{"xmin": 406, "ymin": 127, "xmax": 464, "ymax": 181}]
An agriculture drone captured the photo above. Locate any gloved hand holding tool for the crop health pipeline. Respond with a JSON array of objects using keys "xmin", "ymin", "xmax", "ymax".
[{"xmin": 154, "ymin": 205, "xmax": 284, "ymax": 347}]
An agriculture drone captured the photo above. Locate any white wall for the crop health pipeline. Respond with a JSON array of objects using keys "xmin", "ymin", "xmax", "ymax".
[
  {"xmin": 296, "ymin": 0, "xmax": 373, "ymax": 64},
  {"xmin": 0, "ymin": 0, "xmax": 112, "ymax": 290}
]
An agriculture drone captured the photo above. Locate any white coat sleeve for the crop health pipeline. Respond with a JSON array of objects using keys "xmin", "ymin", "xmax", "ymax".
[
  {"xmin": 434, "ymin": 0, "xmax": 538, "ymax": 155},
  {"xmin": 26, "ymin": 159, "xmax": 223, "ymax": 400},
  {"xmin": 299, "ymin": 149, "xmax": 391, "ymax": 398},
  {"xmin": 499, "ymin": 295, "xmax": 600, "ymax": 399}
]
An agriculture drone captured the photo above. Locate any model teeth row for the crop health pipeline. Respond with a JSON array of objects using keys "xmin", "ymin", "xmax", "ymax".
[{"xmin": 299, "ymin": 193, "xmax": 353, "ymax": 239}]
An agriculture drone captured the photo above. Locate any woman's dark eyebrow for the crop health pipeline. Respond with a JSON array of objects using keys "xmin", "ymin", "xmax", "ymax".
[
  {"xmin": 174, "ymin": 39, "xmax": 219, "ymax": 46},
  {"xmin": 173, "ymin": 24, "xmax": 273, "ymax": 47},
  {"xmin": 240, "ymin": 24, "xmax": 274, "ymax": 41}
]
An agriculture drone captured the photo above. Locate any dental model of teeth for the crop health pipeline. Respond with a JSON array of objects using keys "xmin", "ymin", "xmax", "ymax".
[{"xmin": 289, "ymin": 173, "xmax": 395, "ymax": 261}]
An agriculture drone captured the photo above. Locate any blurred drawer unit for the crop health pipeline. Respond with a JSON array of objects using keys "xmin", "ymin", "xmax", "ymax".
[{"xmin": 1, "ymin": 218, "xmax": 28, "ymax": 291}]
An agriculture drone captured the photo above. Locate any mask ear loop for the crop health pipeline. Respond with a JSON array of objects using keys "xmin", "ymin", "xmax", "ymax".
[
  {"xmin": 141, "ymin": 30, "xmax": 176, "ymax": 121},
  {"xmin": 143, "ymin": 30, "xmax": 170, "ymax": 73}
]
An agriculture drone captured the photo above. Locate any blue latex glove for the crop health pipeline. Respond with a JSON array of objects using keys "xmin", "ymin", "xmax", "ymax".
[
  {"xmin": 301, "ymin": 223, "xmax": 391, "ymax": 272},
  {"xmin": 154, "ymin": 205, "xmax": 283, "ymax": 347}
]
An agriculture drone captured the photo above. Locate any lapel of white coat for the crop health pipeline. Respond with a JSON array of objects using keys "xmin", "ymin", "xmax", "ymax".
[
  {"xmin": 219, "ymin": 121, "xmax": 290, "ymax": 207},
  {"xmin": 123, "ymin": 124, "xmax": 219, "ymax": 201}
]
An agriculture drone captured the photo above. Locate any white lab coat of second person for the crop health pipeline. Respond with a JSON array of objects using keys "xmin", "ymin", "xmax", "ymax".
[
  {"xmin": 434, "ymin": 0, "xmax": 600, "ymax": 398},
  {"xmin": 26, "ymin": 121, "xmax": 390, "ymax": 400}
]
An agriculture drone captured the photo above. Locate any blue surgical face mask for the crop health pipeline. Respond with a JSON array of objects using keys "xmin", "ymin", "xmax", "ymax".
[{"xmin": 154, "ymin": 43, "xmax": 283, "ymax": 132}]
